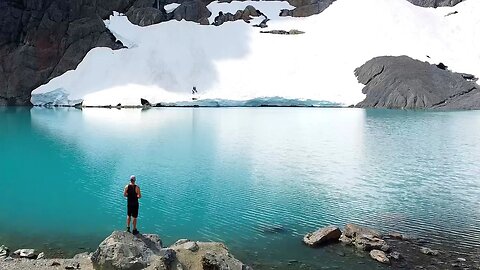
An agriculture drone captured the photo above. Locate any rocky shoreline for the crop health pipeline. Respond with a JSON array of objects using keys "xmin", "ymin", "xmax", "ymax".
[
  {"xmin": 303, "ymin": 223, "xmax": 480, "ymax": 269},
  {"xmin": 2, "ymin": 224, "xmax": 480, "ymax": 269},
  {"xmin": 0, "ymin": 231, "xmax": 251, "ymax": 270}
]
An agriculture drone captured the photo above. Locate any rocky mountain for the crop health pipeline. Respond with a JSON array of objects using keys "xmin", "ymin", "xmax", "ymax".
[{"xmin": 0, "ymin": 0, "xmax": 471, "ymax": 107}]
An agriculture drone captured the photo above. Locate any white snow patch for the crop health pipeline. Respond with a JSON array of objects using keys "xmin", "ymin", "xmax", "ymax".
[
  {"xmin": 31, "ymin": 0, "xmax": 480, "ymax": 107},
  {"xmin": 164, "ymin": 3, "xmax": 181, "ymax": 13}
]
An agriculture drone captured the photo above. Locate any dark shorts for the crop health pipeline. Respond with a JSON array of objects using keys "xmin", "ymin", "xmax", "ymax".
[{"xmin": 127, "ymin": 204, "xmax": 139, "ymax": 218}]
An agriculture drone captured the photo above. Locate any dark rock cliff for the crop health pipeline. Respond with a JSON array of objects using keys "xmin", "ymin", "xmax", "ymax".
[
  {"xmin": 355, "ymin": 56, "xmax": 480, "ymax": 110},
  {"xmin": 0, "ymin": 0, "xmax": 134, "ymax": 106}
]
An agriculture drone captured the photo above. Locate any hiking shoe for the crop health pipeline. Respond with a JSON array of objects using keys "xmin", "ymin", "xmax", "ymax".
[
  {"xmin": 126, "ymin": 227, "xmax": 131, "ymax": 233},
  {"xmin": 132, "ymin": 229, "xmax": 139, "ymax": 235}
]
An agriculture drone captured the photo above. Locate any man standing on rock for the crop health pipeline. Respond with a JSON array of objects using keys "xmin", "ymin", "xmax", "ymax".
[{"xmin": 124, "ymin": 175, "xmax": 141, "ymax": 235}]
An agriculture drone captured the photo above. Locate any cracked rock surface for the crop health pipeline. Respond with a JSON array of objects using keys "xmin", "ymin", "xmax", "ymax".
[{"xmin": 355, "ymin": 55, "xmax": 480, "ymax": 110}]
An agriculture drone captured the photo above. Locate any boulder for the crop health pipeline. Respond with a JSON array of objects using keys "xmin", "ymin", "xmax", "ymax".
[
  {"xmin": 420, "ymin": 247, "xmax": 439, "ymax": 256},
  {"xmin": 344, "ymin": 224, "xmax": 381, "ymax": 238},
  {"xmin": 280, "ymin": 0, "xmax": 335, "ymax": 17},
  {"xmin": 355, "ymin": 55, "xmax": 480, "ymax": 110},
  {"xmin": 353, "ymin": 235, "xmax": 390, "ymax": 252},
  {"xmin": 173, "ymin": 0, "xmax": 211, "ymax": 24},
  {"xmin": 91, "ymin": 231, "xmax": 163, "ymax": 270},
  {"xmin": 13, "ymin": 249, "xmax": 37, "ymax": 259},
  {"xmin": 370, "ymin": 250, "xmax": 390, "ymax": 264},
  {"xmin": 389, "ymin": 251, "xmax": 402, "ymax": 260},
  {"xmin": 171, "ymin": 241, "xmax": 251, "ymax": 270},
  {"xmin": 127, "ymin": 7, "xmax": 168, "ymax": 26},
  {"xmin": 90, "ymin": 232, "xmax": 250, "ymax": 270},
  {"xmin": 141, "ymin": 98, "xmax": 152, "ymax": 106},
  {"xmin": 303, "ymin": 226, "xmax": 342, "ymax": 246}
]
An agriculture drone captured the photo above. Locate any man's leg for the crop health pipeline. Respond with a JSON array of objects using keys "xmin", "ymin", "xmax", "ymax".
[
  {"xmin": 132, "ymin": 205, "xmax": 139, "ymax": 234},
  {"xmin": 126, "ymin": 205, "xmax": 132, "ymax": 232}
]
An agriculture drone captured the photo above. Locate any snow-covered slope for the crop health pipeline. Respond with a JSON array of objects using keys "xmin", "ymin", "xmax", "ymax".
[{"xmin": 31, "ymin": 0, "xmax": 480, "ymax": 106}]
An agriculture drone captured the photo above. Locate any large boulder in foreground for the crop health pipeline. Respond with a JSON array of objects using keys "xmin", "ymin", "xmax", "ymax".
[
  {"xmin": 90, "ymin": 232, "xmax": 251, "ymax": 270},
  {"xmin": 355, "ymin": 55, "xmax": 480, "ymax": 110},
  {"xmin": 91, "ymin": 231, "xmax": 163, "ymax": 269},
  {"xmin": 303, "ymin": 226, "xmax": 342, "ymax": 246}
]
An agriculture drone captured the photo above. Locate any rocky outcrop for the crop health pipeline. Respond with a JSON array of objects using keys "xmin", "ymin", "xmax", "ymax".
[
  {"xmin": 170, "ymin": 239, "xmax": 251, "ymax": 270},
  {"xmin": 91, "ymin": 231, "xmax": 251, "ymax": 270},
  {"xmin": 0, "ymin": 0, "xmax": 134, "ymax": 106},
  {"xmin": 406, "ymin": 0, "xmax": 464, "ymax": 7},
  {"xmin": 91, "ymin": 231, "xmax": 163, "ymax": 269},
  {"xmin": 355, "ymin": 55, "xmax": 480, "ymax": 110},
  {"xmin": 212, "ymin": 5, "xmax": 266, "ymax": 26},
  {"xmin": 303, "ymin": 226, "xmax": 342, "ymax": 246},
  {"xmin": 340, "ymin": 224, "xmax": 389, "ymax": 252},
  {"xmin": 173, "ymin": 0, "xmax": 211, "ymax": 25}
]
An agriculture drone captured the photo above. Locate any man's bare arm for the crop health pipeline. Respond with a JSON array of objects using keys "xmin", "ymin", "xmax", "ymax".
[
  {"xmin": 136, "ymin": 186, "xmax": 141, "ymax": 199},
  {"xmin": 123, "ymin": 185, "xmax": 128, "ymax": 197}
]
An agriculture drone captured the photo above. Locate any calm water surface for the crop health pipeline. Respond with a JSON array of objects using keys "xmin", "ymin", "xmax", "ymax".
[{"xmin": 1, "ymin": 107, "xmax": 480, "ymax": 269}]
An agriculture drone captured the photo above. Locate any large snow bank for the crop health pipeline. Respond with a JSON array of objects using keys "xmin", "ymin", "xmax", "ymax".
[{"xmin": 31, "ymin": 0, "xmax": 480, "ymax": 106}]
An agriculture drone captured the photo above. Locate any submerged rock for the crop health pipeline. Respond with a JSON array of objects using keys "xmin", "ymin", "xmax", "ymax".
[
  {"xmin": 370, "ymin": 250, "xmax": 390, "ymax": 264},
  {"xmin": 353, "ymin": 235, "xmax": 390, "ymax": 252},
  {"xmin": 420, "ymin": 247, "xmax": 439, "ymax": 256},
  {"xmin": 303, "ymin": 226, "xmax": 342, "ymax": 246},
  {"xmin": 344, "ymin": 224, "xmax": 381, "ymax": 238}
]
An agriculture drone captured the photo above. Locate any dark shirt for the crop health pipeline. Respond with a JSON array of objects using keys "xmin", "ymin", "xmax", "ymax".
[{"xmin": 127, "ymin": 184, "xmax": 139, "ymax": 206}]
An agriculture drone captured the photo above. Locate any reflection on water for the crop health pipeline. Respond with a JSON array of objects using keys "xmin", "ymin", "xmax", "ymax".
[{"xmin": 1, "ymin": 107, "xmax": 480, "ymax": 268}]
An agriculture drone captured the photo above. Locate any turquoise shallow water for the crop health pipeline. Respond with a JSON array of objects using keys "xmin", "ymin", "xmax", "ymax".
[{"xmin": 1, "ymin": 107, "xmax": 480, "ymax": 269}]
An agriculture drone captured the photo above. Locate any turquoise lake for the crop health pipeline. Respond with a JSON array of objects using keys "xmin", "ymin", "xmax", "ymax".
[{"xmin": 1, "ymin": 107, "xmax": 480, "ymax": 269}]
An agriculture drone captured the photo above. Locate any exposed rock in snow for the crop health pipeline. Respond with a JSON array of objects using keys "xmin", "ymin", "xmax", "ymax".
[
  {"xmin": 280, "ymin": 0, "xmax": 335, "ymax": 17},
  {"xmin": 355, "ymin": 55, "xmax": 480, "ymax": 109},
  {"xmin": 407, "ymin": 0, "xmax": 464, "ymax": 8}
]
